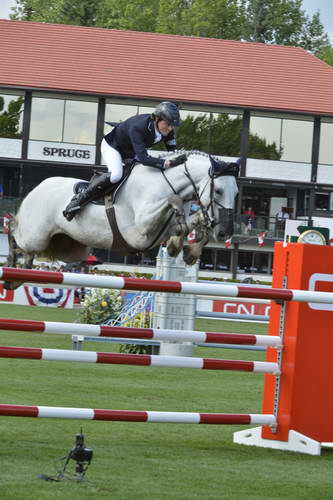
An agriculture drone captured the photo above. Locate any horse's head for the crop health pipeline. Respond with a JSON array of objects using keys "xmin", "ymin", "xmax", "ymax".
[{"xmin": 199, "ymin": 157, "xmax": 239, "ymax": 242}]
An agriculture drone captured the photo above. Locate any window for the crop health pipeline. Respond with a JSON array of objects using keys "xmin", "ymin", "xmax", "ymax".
[
  {"xmin": 104, "ymin": 103, "xmax": 139, "ymax": 135},
  {"xmin": 315, "ymin": 192, "xmax": 333, "ymax": 211},
  {"xmin": 249, "ymin": 115, "xmax": 313, "ymax": 162},
  {"xmin": 177, "ymin": 110, "xmax": 241, "ymax": 156},
  {"xmin": 319, "ymin": 121, "xmax": 333, "ymax": 165},
  {"xmin": 0, "ymin": 94, "xmax": 24, "ymax": 139},
  {"xmin": 30, "ymin": 97, "xmax": 98, "ymax": 144}
]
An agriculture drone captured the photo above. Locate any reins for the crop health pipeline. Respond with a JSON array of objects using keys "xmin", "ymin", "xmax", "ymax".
[{"xmin": 161, "ymin": 153, "xmax": 218, "ymax": 230}]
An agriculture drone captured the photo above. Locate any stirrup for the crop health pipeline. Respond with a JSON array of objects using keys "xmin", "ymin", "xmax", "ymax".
[
  {"xmin": 63, "ymin": 196, "xmax": 81, "ymax": 221},
  {"xmin": 63, "ymin": 206, "xmax": 80, "ymax": 222}
]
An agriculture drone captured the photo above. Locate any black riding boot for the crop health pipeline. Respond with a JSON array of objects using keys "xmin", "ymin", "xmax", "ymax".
[{"xmin": 63, "ymin": 173, "xmax": 111, "ymax": 221}]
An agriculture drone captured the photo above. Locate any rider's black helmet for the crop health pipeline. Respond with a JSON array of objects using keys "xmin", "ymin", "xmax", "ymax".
[{"xmin": 153, "ymin": 102, "xmax": 180, "ymax": 127}]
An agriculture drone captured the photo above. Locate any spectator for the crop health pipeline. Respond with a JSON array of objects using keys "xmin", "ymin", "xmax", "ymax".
[
  {"xmin": 276, "ymin": 207, "xmax": 290, "ymax": 232},
  {"xmin": 243, "ymin": 206, "xmax": 256, "ymax": 233}
]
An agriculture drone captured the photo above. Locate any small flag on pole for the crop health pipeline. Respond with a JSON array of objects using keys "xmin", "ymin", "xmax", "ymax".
[
  {"xmin": 3, "ymin": 213, "xmax": 13, "ymax": 234},
  {"xmin": 187, "ymin": 230, "xmax": 197, "ymax": 244}
]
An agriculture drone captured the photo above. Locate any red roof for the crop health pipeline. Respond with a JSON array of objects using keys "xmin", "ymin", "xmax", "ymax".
[{"xmin": 1, "ymin": 19, "xmax": 333, "ymax": 116}]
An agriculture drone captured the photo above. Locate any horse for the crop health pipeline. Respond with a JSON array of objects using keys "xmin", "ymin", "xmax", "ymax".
[{"xmin": 5, "ymin": 151, "xmax": 239, "ymax": 289}]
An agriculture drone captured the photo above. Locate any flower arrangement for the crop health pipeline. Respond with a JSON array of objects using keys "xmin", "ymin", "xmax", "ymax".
[
  {"xmin": 77, "ymin": 288, "xmax": 123, "ymax": 325},
  {"xmin": 120, "ymin": 311, "xmax": 153, "ymax": 354}
]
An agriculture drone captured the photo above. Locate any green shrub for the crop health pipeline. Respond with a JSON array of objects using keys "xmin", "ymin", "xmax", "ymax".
[{"xmin": 77, "ymin": 288, "xmax": 122, "ymax": 324}]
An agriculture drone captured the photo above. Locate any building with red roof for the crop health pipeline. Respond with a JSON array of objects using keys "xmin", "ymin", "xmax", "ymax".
[{"xmin": 1, "ymin": 19, "xmax": 333, "ymax": 275}]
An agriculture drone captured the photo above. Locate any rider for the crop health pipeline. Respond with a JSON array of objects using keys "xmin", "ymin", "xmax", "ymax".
[{"xmin": 63, "ymin": 101, "xmax": 187, "ymax": 221}]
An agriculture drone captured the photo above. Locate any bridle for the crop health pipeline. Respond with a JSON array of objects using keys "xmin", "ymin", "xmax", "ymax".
[
  {"xmin": 161, "ymin": 152, "xmax": 238, "ymax": 232},
  {"xmin": 183, "ymin": 164, "xmax": 216, "ymax": 228}
]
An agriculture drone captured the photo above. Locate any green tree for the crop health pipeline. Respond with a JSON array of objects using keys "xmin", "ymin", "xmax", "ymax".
[
  {"xmin": 156, "ymin": 0, "xmax": 245, "ymax": 39},
  {"xmin": 243, "ymin": 0, "xmax": 329, "ymax": 52},
  {"xmin": 300, "ymin": 12, "xmax": 330, "ymax": 53},
  {"xmin": 11, "ymin": 0, "xmax": 103, "ymax": 25},
  {"xmin": 155, "ymin": 0, "xmax": 191, "ymax": 35},
  {"xmin": 11, "ymin": 0, "xmax": 61, "ymax": 22},
  {"xmin": 316, "ymin": 46, "xmax": 333, "ymax": 67},
  {"xmin": 58, "ymin": 0, "xmax": 99, "ymax": 26},
  {"xmin": 176, "ymin": 114, "xmax": 281, "ymax": 159},
  {"xmin": 0, "ymin": 96, "xmax": 24, "ymax": 139},
  {"xmin": 184, "ymin": 0, "xmax": 245, "ymax": 39},
  {"xmin": 97, "ymin": 0, "xmax": 158, "ymax": 31}
]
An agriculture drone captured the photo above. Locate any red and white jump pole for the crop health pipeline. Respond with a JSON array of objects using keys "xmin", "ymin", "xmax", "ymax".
[
  {"xmin": 0, "ymin": 404, "xmax": 276, "ymax": 425},
  {"xmin": 0, "ymin": 345, "xmax": 279, "ymax": 373},
  {"xmin": 2, "ymin": 266, "xmax": 333, "ymax": 303},
  {"xmin": 0, "ymin": 317, "xmax": 281, "ymax": 347},
  {"xmin": 3, "ymin": 243, "xmax": 333, "ymax": 454}
]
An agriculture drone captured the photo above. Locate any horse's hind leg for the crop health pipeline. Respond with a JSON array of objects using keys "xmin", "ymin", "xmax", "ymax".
[
  {"xmin": 3, "ymin": 222, "xmax": 30, "ymax": 290},
  {"xmin": 6, "ymin": 223, "xmax": 18, "ymax": 268},
  {"xmin": 3, "ymin": 252, "xmax": 34, "ymax": 290},
  {"xmin": 24, "ymin": 253, "xmax": 34, "ymax": 269}
]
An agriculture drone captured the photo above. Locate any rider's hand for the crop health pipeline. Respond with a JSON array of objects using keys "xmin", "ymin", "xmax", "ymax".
[{"xmin": 168, "ymin": 154, "xmax": 188, "ymax": 168}]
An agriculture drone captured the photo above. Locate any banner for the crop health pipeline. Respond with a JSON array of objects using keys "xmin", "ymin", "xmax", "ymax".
[
  {"xmin": 197, "ymin": 298, "xmax": 270, "ymax": 317},
  {"xmin": 0, "ymin": 283, "xmax": 74, "ymax": 308}
]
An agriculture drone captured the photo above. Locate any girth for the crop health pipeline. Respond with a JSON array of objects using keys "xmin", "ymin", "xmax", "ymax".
[{"xmin": 105, "ymin": 194, "xmax": 140, "ymax": 255}]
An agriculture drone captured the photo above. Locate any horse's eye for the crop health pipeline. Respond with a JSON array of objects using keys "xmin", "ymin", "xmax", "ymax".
[{"xmin": 215, "ymin": 188, "xmax": 222, "ymax": 195}]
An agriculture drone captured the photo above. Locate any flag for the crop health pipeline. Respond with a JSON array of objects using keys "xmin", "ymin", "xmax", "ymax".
[
  {"xmin": 187, "ymin": 230, "xmax": 197, "ymax": 244},
  {"xmin": 24, "ymin": 286, "xmax": 73, "ymax": 308},
  {"xmin": 258, "ymin": 231, "xmax": 267, "ymax": 247},
  {"xmin": 3, "ymin": 213, "xmax": 13, "ymax": 234},
  {"xmin": 224, "ymin": 238, "xmax": 232, "ymax": 248}
]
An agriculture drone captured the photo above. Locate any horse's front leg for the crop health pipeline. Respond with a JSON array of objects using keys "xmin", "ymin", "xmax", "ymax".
[
  {"xmin": 182, "ymin": 221, "xmax": 210, "ymax": 266},
  {"xmin": 168, "ymin": 195, "xmax": 188, "ymax": 236},
  {"xmin": 166, "ymin": 235, "xmax": 184, "ymax": 257},
  {"xmin": 166, "ymin": 210, "xmax": 205, "ymax": 260}
]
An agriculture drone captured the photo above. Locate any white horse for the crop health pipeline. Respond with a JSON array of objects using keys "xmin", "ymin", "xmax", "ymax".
[{"xmin": 5, "ymin": 152, "xmax": 238, "ymax": 287}]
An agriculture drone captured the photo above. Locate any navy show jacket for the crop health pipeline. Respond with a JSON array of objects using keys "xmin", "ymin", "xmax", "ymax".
[{"xmin": 104, "ymin": 114, "xmax": 176, "ymax": 169}]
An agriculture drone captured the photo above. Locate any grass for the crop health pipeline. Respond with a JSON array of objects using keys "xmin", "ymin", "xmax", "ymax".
[{"xmin": 0, "ymin": 305, "xmax": 333, "ymax": 499}]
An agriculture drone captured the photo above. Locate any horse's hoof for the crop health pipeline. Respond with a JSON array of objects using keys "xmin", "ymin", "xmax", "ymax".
[
  {"xmin": 183, "ymin": 254, "xmax": 197, "ymax": 266},
  {"xmin": 167, "ymin": 242, "xmax": 180, "ymax": 257},
  {"xmin": 174, "ymin": 223, "xmax": 187, "ymax": 236},
  {"xmin": 182, "ymin": 247, "xmax": 197, "ymax": 266}
]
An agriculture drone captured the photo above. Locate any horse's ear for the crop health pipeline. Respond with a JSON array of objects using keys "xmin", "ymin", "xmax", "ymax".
[
  {"xmin": 209, "ymin": 156, "xmax": 221, "ymax": 177},
  {"xmin": 209, "ymin": 156, "xmax": 240, "ymax": 178}
]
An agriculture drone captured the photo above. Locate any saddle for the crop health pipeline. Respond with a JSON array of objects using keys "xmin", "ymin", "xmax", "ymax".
[{"xmin": 72, "ymin": 163, "xmax": 134, "ymax": 205}]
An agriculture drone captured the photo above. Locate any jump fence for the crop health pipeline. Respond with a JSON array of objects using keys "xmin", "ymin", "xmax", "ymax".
[
  {"xmin": 0, "ymin": 317, "xmax": 280, "ymax": 347},
  {"xmin": 0, "ymin": 345, "xmax": 279, "ymax": 373},
  {"xmin": 2, "ymin": 266, "xmax": 333, "ymax": 303},
  {"xmin": 0, "ymin": 404, "xmax": 276, "ymax": 425},
  {"xmin": 2, "ymin": 242, "xmax": 333, "ymax": 455}
]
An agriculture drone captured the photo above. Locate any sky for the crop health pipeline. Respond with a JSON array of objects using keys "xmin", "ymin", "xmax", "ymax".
[{"xmin": 0, "ymin": 0, "xmax": 333, "ymax": 41}]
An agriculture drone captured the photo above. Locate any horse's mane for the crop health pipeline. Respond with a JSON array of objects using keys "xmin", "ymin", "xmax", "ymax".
[{"xmin": 159, "ymin": 149, "xmax": 212, "ymax": 161}]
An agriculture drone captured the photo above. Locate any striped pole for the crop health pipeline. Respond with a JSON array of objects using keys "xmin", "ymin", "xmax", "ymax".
[
  {"xmin": 0, "ymin": 346, "xmax": 279, "ymax": 374},
  {"xmin": 0, "ymin": 404, "xmax": 276, "ymax": 425},
  {"xmin": 0, "ymin": 318, "xmax": 281, "ymax": 347},
  {"xmin": 1, "ymin": 266, "xmax": 333, "ymax": 303}
]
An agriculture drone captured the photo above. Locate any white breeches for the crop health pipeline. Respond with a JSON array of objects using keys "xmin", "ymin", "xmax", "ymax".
[{"xmin": 101, "ymin": 139, "xmax": 123, "ymax": 183}]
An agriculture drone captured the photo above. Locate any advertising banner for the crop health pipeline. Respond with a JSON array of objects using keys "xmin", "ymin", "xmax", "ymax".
[{"xmin": 0, "ymin": 283, "xmax": 74, "ymax": 308}]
